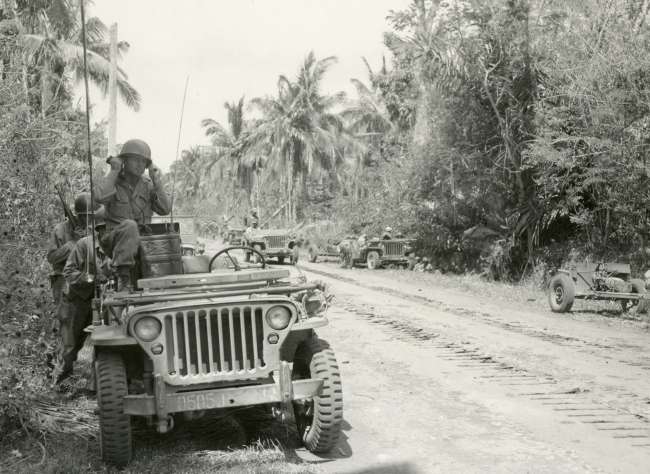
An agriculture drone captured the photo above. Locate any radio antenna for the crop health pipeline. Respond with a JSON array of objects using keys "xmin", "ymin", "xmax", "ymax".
[
  {"xmin": 79, "ymin": 0, "xmax": 97, "ymax": 293},
  {"xmin": 170, "ymin": 75, "xmax": 190, "ymax": 225}
]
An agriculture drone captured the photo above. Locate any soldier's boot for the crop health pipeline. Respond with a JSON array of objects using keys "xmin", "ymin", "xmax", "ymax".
[{"xmin": 116, "ymin": 266, "xmax": 133, "ymax": 293}]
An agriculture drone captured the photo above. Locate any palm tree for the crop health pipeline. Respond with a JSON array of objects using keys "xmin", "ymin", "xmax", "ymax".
[
  {"xmin": 15, "ymin": 0, "xmax": 140, "ymax": 116},
  {"xmin": 201, "ymin": 96, "xmax": 259, "ymax": 209},
  {"xmin": 171, "ymin": 147, "xmax": 203, "ymax": 204},
  {"xmin": 342, "ymin": 57, "xmax": 395, "ymax": 200},
  {"xmin": 248, "ymin": 51, "xmax": 346, "ymax": 222}
]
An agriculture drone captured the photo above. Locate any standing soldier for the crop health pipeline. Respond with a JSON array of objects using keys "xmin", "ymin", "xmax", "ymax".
[
  {"xmin": 47, "ymin": 193, "xmax": 98, "ymax": 307},
  {"xmin": 93, "ymin": 139, "xmax": 171, "ymax": 292},
  {"xmin": 46, "ymin": 193, "xmax": 97, "ymax": 369},
  {"xmin": 55, "ymin": 210, "xmax": 110, "ymax": 384}
]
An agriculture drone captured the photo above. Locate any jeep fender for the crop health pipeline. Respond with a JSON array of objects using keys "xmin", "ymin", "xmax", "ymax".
[{"xmin": 91, "ymin": 325, "xmax": 138, "ymax": 347}]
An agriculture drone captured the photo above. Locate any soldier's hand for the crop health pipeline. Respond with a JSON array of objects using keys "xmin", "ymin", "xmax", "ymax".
[
  {"xmin": 107, "ymin": 155, "xmax": 123, "ymax": 171},
  {"xmin": 148, "ymin": 164, "xmax": 162, "ymax": 184}
]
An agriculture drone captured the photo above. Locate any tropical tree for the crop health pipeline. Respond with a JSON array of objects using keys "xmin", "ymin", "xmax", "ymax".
[
  {"xmin": 248, "ymin": 51, "xmax": 346, "ymax": 222},
  {"xmin": 11, "ymin": 0, "xmax": 140, "ymax": 116},
  {"xmin": 201, "ymin": 96, "xmax": 257, "ymax": 203},
  {"xmin": 343, "ymin": 57, "xmax": 396, "ymax": 200}
]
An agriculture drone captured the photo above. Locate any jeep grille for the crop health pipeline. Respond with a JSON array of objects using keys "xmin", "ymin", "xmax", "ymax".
[
  {"xmin": 383, "ymin": 241, "xmax": 405, "ymax": 257},
  {"xmin": 266, "ymin": 235, "xmax": 287, "ymax": 249},
  {"xmin": 163, "ymin": 306, "xmax": 266, "ymax": 381}
]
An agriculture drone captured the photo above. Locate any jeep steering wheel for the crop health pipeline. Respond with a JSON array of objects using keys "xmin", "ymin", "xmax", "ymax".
[{"xmin": 209, "ymin": 246, "xmax": 266, "ymax": 272}]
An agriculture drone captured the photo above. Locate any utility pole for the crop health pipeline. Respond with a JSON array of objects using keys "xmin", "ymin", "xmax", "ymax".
[{"xmin": 107, "ymin": 23, "xmax": 118, "ymax": 155}]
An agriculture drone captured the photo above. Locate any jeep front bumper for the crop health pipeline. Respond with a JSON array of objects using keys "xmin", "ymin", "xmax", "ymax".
[
  {"xmin": 264, "ymin": 249, "xmax": 292, "ymax": 257},
  {"xmin": 123, "ymin": 362, "xmax": 323, "ymax": 416}
]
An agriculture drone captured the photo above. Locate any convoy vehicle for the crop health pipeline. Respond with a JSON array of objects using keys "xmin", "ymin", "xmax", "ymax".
[
  {"xmin": 245, "ymin": 229, "xmax": 300, "ymax": 265},
  {"xmin": 548, "ymin": 262, "xmax": 646, "ymax": 313},
  {"xmin": 152, "ymin": 215, "xmax": 201, "ymax": 255},
  {"xmin": 225, "ymin": 227, "xmax": 245, "ymax": 246},
  {"xmin": 308, "ymin": 239, "xmax": 341, "ymax": 263},
  {"xmin": 339, "ymin": 236, "xmax": 414, "ymax": 270},
  {"xmin": 90, "ymin": 224, "xmax": 342, "ymax": 467}
]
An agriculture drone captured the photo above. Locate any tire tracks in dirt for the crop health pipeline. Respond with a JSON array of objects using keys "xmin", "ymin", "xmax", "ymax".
[{"xmin": 300, "ymin": 264, "xmax": 650, "ymax": 457}]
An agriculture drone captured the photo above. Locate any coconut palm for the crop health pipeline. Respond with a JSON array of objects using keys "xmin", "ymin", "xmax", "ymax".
[
  {"xmin": 201, "ymin": 96, "xmax": 260, "ymax": 208},
  {"xmin": 342, "ymin": 58, "xmax": 396, "ymax": 200},
  {"xmin": 15, "ymin": 0, "xmax": 140, "ymax": 116},
  {"xmin": 248, "ymin": 51, "xmax": 346, "ymax": 222}
]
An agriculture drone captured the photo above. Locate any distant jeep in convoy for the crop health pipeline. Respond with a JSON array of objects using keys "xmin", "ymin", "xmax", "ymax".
[
  {"xmin": 90, "ymin": 224, "xmax": 343, "ymax": 467},
  {"xmin": 225, "ymin": 227, "xmax": 245, "ymax": 246},
  {"xmin": 339, "ymin": 236, "xmax": 414, "ymax": 270},
  {"xmin": 245, "ymin": 229, "xmax": 300, "ymax": 265}
]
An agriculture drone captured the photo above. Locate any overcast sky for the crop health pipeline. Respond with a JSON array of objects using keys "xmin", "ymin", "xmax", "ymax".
[{"xmin": 89, "ymin": 0, "xmax": 411, "ymax": 171}]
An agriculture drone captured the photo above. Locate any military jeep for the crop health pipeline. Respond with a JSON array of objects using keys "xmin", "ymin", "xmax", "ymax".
[
  {"xmin": 90, "ymin": 236, "xmax": 343, "ymax": 467},
  {"xmin": 225, "ymin": 227, "xmax": 245, "ymax": 246},
  {"xmin": 245, "ymin": 229, "xmax": 300, "ymax": 265},
  {"xmin": 339, "ymin": 236, "xmax": 414, "ymax": 270}
]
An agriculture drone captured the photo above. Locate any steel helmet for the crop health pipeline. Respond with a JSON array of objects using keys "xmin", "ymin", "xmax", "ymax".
[
  {"xmin": 118, "ymin": 139, "xmax": 151, "ymax": 165},
  {"xmin": 385, "ymin": 226, "xmax": 392, "ymax": 232},
  {"xmin": 74, "ymin": 193, "xmax": 100, "ymax": 215},
  {"xmin": 94, "ymin": 206, "xmax": 106, "ymax": 228}
]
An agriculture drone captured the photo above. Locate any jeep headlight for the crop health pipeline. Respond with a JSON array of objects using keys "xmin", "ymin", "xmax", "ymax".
[
  {"xmin": 266, "ymin": 306, "xmax": 291, "ymax": 330},
  {"xmin": 133, "ymin": 316, "xmax": 162, "ymax": 341}
]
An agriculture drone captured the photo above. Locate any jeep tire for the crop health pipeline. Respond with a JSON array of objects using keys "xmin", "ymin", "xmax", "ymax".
[
  {"xmin": 253, "ymin": 245, "xmax": 263, "ymax": 264},
  {"xmin": 548, "ymin": 273, "xmax": 575, "ymax": 313},
  {"xmin": 290, "ymin": 248, "xmax": 299, "ymax": 265},
  {"xmin": 292, "ymin": 336, "xmax": 343, "ymax": 453},
  {"xmin": 96, "ymin": 351, "xmax": 132, "ymax": 467},
  {"xmin": 366, "ymin": 251, "xmax": 380, "ymax": 270}
]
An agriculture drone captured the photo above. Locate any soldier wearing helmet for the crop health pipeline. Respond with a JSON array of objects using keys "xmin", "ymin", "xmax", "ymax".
[
  {"xmin": 94, "ymin": 139, "xmax": 171, "ymax": 291},
  {"xmin": 381, "ymin": 226, "xmax": 393, "ymax": 240},
  {"xmin": 55, "ymin": 207, "xmax": 111, "ymax": 384},
  {"xmin": 47, "ymin": 193, "xmax": 100, "ymax": 305}
]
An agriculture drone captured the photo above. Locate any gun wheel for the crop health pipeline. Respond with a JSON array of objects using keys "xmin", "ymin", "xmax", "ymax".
[
  {"xmin": 292, "ymin": 335, "xmax": 343, "ymax": 453},
  {"xmin": 620, "ymin": 279, "xmax": 645, "ymax": 312},
  {"xmin": 548, "ymin": 274, "xmax": 575, "ymax": 313}
]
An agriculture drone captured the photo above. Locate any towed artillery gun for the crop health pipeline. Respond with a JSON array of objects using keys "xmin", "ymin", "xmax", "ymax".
[
  {"xmin": 90, "ymin": 223, "xmax": 343, "ymax": 467},
  {"xmin": 548, "ymin": 262, "xmax": 646, "ymax": 313}
]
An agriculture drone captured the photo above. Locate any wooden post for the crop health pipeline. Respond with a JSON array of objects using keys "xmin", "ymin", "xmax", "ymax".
[{"xmin": 108, "ymin": 23, "xmax": 118, "ymax": 155}]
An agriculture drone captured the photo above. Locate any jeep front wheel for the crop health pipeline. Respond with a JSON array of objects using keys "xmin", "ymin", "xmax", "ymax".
[
  {"xmin": 96, "ymin": 351, "xmax": 132, "ymax": 467},
  {"xmin": 290, "ymin": 248, "xmax": 300, "ymax": 265},
  {"xmin": 253, "ymin": 245, "xmax": 263, "ymax": 264},
  {"xmin": 292, "ymin": 336, "xmax": 343, "ymax": 453},
  {"xmin": 366, "ymin": 251, "xmax": 380, "ymax": 270}
]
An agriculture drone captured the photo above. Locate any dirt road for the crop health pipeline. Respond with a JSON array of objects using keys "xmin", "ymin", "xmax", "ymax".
[{"xmin": 285, "ymin": 258, "xmax": 650, "ymax": 473}]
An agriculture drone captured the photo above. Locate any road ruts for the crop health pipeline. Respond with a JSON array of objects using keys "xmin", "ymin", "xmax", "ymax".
[{"xmin": 296, "ymin": 261, "xmax": 650, "ymax": 473}]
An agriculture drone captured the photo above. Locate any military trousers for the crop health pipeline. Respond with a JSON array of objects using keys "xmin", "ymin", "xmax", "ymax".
[
  {"xmin": 57, "ymin": 295, "xmax": 92, "ymax": 375},
  {"xmin": 102, "ymin": 219, "xmax": 140, "ymax": 268}
]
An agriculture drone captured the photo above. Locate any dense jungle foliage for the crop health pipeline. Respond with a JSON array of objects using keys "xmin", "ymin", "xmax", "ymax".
[{"xmin": 172, "ymin": 0, "xmax": 650, "ymax": 280}]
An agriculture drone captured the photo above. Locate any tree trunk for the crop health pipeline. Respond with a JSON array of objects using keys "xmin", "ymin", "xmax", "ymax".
[{"xmin": 40, "ymin": 66, "xmax": 52, "ymax": 118}]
